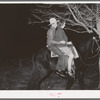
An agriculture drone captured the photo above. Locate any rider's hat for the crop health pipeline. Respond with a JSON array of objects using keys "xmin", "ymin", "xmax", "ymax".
[{"xmin": 49, "ymin": 18, "xmax": 59, "ymax": 25}]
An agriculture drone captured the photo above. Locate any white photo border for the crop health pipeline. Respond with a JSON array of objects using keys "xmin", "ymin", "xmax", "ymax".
[{"xmin": 0, "ymin": 1, "xmax": 99, "ymax": 99}]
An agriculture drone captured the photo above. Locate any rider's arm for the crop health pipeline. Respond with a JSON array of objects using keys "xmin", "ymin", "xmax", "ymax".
[
  {"xmin": 68, "ymin": 41, "xmax": 72, "ymax": 44},
  {"xmin": 48, "ymin": 30, "xmax": 60, "ymax": 44},
  {"xmin": 66, "ymin": 41, "xmax": 73, "ymax": 45}
]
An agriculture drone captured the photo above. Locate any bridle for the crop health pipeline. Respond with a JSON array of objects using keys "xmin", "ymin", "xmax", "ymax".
[{"xmin": 88, "ymin": 37, "xmax": 100, "ymax": 59}]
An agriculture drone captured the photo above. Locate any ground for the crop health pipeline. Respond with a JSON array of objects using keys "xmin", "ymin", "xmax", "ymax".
[{"xmin": 0, "ymin": 57, "xmax": 99, "ymax": 90}]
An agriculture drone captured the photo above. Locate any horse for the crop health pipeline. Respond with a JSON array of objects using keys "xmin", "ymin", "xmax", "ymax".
[{"xmin": 27, "ymin": 31, "xmax": 100, "ymax": 90}]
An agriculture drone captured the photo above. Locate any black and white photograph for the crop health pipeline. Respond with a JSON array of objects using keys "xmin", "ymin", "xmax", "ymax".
[{"xmin": 0, "ymin": 2, "xmax": 100, "ymax": 92}]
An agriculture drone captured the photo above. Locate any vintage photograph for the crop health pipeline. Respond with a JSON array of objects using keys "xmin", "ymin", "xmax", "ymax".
[{"xmin": 0, "ymin": 3, "xmax": 99, "ymax": 90}]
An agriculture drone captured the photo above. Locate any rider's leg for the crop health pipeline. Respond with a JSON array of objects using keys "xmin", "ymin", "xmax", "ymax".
[
  {"xmin": 48, "ymin": 46, "xmax": 65, "ymax": 70},
  {"xmin": 67, "ymin": 54, "xmax": 74, "ymax": 75}
]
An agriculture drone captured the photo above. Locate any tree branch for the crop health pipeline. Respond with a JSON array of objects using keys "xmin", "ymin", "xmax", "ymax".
[{"xmin": 67, "ymin": 4, "xmax": 91, "ymax": 33}]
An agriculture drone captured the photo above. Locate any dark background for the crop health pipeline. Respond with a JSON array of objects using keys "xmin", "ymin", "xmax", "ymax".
[
  {"xmin": 0, "ymin": 4, "xmax": 89, "ymax": 58},
  {"xmin": 0, "ymin": 4, "xmax": 47, "ymax": 58}
]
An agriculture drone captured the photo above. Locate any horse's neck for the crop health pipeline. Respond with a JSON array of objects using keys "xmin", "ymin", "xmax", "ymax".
[{"xmin": 77, "ymin": 35, "xmax": 93, "ymax": 61}]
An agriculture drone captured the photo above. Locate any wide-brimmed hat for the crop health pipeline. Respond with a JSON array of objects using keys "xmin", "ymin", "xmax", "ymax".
[{"xmin": 49, "ymin": 18, "xmax": 59, "ymax": 26}]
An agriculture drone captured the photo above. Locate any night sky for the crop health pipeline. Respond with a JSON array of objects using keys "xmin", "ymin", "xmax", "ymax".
[{"xmin": 0, "ymin": 4, "xmax": 46, "ymax": 58}]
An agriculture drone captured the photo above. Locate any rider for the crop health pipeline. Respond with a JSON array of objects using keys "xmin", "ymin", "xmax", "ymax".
[{"xmin": 47, "ymin": 18, "xmax": 74, "ymax": 77}]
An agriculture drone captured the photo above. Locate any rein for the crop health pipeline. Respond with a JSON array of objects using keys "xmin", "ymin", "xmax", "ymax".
[{"xmin": 87, "ymin": 37, "xmax": 100, "ymax": 59}]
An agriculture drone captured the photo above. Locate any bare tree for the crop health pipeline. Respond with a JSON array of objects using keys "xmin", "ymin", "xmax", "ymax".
[{"xmin": 29, "ymin": 4, "xmax": 100, "ymax": 37}]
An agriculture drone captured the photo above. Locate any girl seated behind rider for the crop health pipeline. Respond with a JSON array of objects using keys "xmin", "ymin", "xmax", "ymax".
[{"xmin": 55, "ymin": 20, "xmax": 75, "ymax": 76}]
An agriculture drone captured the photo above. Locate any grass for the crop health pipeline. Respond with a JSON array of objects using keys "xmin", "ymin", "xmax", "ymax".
[{"xmin": 0, "ymin": 57, "xmax": 98, "ymax": 90}]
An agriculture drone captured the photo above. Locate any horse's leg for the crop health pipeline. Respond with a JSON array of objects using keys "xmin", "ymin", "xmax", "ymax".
[
  {"xmin": 73, "ymin": 58, "xmax": 85, "ymax": 90},
  {"xmin": 97, "ymin": 57, "xmax": 100, "ymax": 89},
  {"xmin": 27, "ymin": 65, "xmax": 52, "ymax": 90},
  {"xmin": 76, "ymin": 71, "xmax": 85, "ymax": 90},
  {"xmin": 27, "ymin": 67, "xmax": 42, "ymax": 90},
  {"xmin": 66, "ymin": 76, "xmax": 75, "ymax": 90},
  {"xmin": 40, "ymin": 70, "xmax": 53, "ymax": 85},
  {"xmin": 27, "ymin": 62, "xmax": 53, "ymax": 90}
]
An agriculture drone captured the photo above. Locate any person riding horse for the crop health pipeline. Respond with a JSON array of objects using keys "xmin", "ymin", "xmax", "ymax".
[
  {"xmin": 46, "ymin": 18, "xmax": 77, "ymax": 77},
  {"xmin": 27, "ymin": 19, "xmax": 100, "ymax": 90}
]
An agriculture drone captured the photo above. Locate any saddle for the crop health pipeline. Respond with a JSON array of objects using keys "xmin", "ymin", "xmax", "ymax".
[{"xmin": 51, "ymin": 45, "xmax": 79, "ymax": 59}]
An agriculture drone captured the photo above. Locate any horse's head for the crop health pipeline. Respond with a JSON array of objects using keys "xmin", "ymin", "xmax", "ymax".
[{"xmin": 74, "ymin": 32, "xmax": 99, "ymax": 65}]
